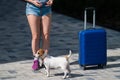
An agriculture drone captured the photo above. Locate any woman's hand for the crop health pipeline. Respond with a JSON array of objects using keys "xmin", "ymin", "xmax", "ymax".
[
  {"xmin": 25, "ymin": 0, "xmax": 43, "ymax": 7},
  {"xmin": 31, "ymin": 0, "xmax": 43, "ymax": 7},
  {"xmin": 46, "ymin": 0, "xmax": 53, "ymax": 6}
]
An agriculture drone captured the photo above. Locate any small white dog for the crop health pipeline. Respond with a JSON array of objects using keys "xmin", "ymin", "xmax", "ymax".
[{"xmin": 36, "ymin": 49, "xmax": 72, "ymax": 79}]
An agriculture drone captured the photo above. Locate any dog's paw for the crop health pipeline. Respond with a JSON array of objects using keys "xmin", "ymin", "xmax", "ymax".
[
  {"xmin": 66, "ymin": 74, "xmax": 71, "ymax": 78},
  {"xmin": 63, "ymin": 76, "xmax": 66, "ymax": 79},
  {"xmin": 63, "ymin": 74, "xmax": 71, "ymax": 79},
  {"xmin": 46, "ymin": 73, "xmax": 50, "ymax": 77}
]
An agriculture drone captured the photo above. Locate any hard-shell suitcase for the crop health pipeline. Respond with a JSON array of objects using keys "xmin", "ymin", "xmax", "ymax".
[{"xmin": 78, "ymin": 8, "xmax": 107, "ymax": 70}]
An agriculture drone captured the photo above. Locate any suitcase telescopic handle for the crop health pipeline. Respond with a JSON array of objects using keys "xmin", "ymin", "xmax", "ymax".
[{"xmin": 84, "ymin": 7, "xmax": 96, "ymax": 30}]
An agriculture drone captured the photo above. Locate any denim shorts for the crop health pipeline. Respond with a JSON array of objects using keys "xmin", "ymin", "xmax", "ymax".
[{"xmin": 26, "ymin": 0, "xmax": 52, "ymax": 16}]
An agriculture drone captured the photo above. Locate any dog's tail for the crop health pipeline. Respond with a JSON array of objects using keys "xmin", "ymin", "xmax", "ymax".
[{"xmin": 65, "ymin": 50, "xmax": 72, "ymax": 60}]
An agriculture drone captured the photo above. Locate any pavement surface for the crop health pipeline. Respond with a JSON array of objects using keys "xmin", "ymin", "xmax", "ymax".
[{"xmin": 0, "ymin": 0, "xmax": 120, "ymax": 80}]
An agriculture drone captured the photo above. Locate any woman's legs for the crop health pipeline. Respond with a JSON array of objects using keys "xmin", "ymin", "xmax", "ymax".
[
  {"xmin": 27, "ymin": 15, "xmax": 41, "ymax": 56},
  {"xmin": 27, "ymin": 14, "xmax": 51, "ymax": 55},
  {"xmin": 41, "ymin": 14, "xmax": 51, "ymax": 53}
]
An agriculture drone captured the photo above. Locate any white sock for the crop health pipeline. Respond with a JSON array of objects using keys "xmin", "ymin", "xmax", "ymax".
[
  {"xmin": 34, "ymin": 57, "xmax": 38, "ymax": 61},
  {"xmin": 33, "ymin": 53, "xmax": 39, "ymax": 61}
]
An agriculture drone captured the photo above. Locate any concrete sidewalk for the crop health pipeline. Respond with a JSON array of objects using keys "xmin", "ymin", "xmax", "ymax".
[{"xmin": 0, "ymin": 1, "xmax": 120, "ymax": 80}]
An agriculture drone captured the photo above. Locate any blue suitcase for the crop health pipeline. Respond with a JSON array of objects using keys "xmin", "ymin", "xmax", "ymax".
[{"xmin": 78, "ymin": 8, "xmax": 107, "ymax": 69}]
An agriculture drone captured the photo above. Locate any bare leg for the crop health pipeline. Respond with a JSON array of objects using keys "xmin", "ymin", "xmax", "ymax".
[
  {"xmin": 27, "ymin": 15, "xmax": 41, "ymax": 56},
  {"xmin": 41, "ymin": 14, "xmax": 51, "ymax": 53}
]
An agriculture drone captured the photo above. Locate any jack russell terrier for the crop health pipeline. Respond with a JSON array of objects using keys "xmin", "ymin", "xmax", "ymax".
[{"xmin": 35, "ymin": 49, "xmax": 72, "ymax": 79}]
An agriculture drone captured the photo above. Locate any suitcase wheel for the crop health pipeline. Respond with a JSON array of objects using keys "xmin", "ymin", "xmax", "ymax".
[
  {"xmin": 80, "ymin": 65, "xmax": 86, "ymax": 70},
  {"xmin": 98, "ymin": 64, "xmax": 106, "ymax": 69}
]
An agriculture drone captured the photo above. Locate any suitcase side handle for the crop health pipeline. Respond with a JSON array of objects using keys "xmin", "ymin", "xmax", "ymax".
[{"xmin": 84, "ymin": 7, "xmax": 96, "ymax": 30}]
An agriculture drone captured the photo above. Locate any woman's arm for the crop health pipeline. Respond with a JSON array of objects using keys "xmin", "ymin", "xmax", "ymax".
[
  {"xmin": 21, "ymin": 0, "xmax": 33, "ymax": 3},
  {"xmin": 23, "ymin": 0, "xmax": 33, "ymax": 3},
  {"xmin": 23, "ymin": 0, "xmax": 43, "ymax": 7}
]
